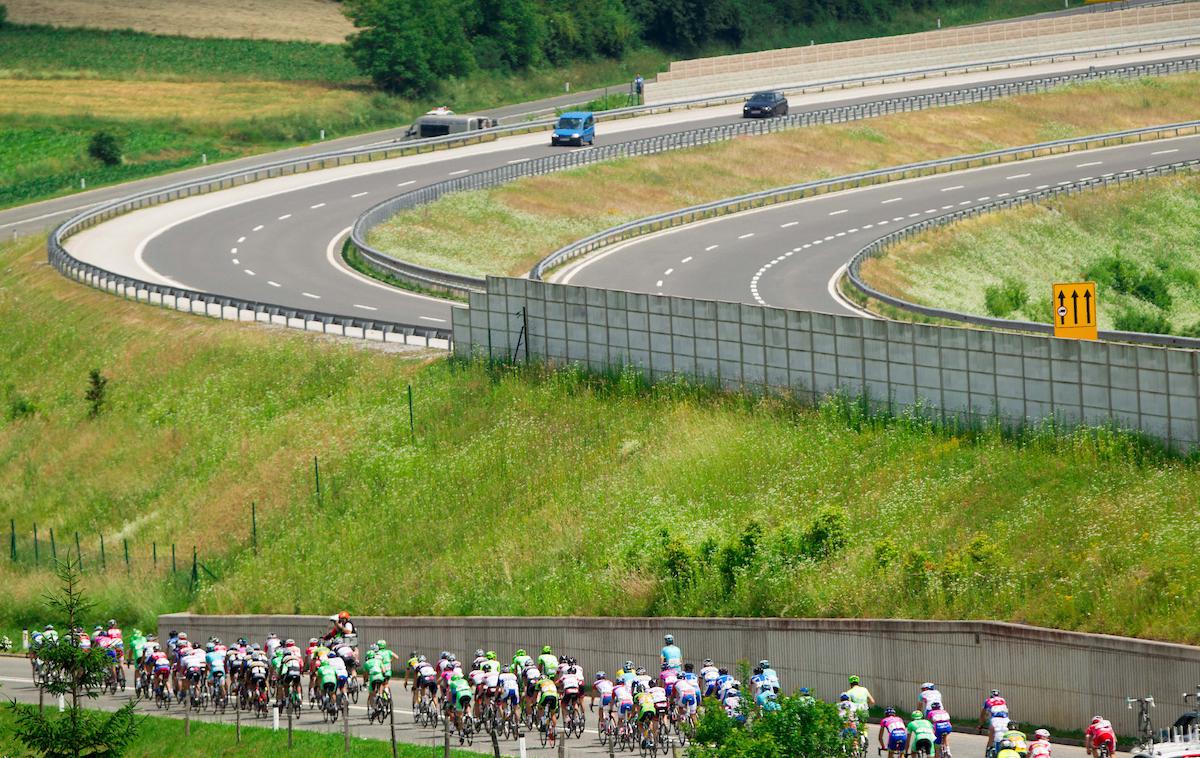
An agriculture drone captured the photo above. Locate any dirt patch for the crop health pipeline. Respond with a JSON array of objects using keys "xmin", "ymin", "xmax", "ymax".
[{"xmin": 4, "ymin": 0, "xmax": 355, "ymax": 44}]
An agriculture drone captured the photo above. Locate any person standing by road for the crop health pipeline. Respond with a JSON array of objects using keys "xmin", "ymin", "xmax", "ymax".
[{"xmin": 660, "ymin": 634, "xmax": 682, "ymax": 672}]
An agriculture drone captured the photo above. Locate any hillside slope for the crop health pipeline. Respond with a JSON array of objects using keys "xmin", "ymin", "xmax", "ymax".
[{"xmin": 2, "ymin": 234, "xmax": 1199, "ymax": 642}]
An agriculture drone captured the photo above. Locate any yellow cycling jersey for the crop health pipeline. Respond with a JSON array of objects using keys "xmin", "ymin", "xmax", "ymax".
[{"xmin": 538, "ymin": 679, "xmax": 557, "ymax": 696}]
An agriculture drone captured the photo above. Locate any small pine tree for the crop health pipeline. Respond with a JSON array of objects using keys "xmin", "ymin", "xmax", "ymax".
[
  {"xmin": 6, "ymin": 558, "xmax": 141, "ymax": 758},
  {"xmin": 85, "ymin": 369, "xmax": 108, "ymax": 418},
  {"xmin": 87, "ymin": 131, "xmax": 122, "ymax": 167}
]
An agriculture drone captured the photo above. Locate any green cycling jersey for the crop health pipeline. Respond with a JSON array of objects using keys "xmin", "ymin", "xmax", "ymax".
[{"xmin": 908, "ymin": 718, "xmax": 936, "ymax": 740}]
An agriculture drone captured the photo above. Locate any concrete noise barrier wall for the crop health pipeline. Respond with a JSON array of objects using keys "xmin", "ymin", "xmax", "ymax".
[
  {"xmin": 160, "ymin": 613, "xmax": 1200, "ymax": 734},
  {"xmin": 452, "ymin": 278, "xmax": 1200, "ymax": 451}
]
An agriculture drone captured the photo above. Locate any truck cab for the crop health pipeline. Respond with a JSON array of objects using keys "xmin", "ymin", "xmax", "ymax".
[
  {"xmin": 551, "ymin": 111, "xmax": 595, "ymax": 147},
  {"xmin": 404, "ymin": 112, "xmax": 496, "ymax": 140}
]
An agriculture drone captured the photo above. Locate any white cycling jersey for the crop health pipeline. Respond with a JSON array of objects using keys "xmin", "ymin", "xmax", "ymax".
[
  {"xmin": 990, "ymin": 716, "xmax": 1011, "ymax": 740},
  {"xmin": 328, "ymin": 656, "xmax": 348, "ymax": 677},
  {"xmin": 498, "ymin": 672, "xmax": 518, "ymax": 693},
  {"xmin": 182, "ymin": 651, "xmax": 206, "ymax": 671},
  {"xmin": 920, "ymin": 690, "xmax": 944, "ymax": 712}
]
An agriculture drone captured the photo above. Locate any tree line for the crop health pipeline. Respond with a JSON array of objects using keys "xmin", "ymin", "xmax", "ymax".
[{"xmin": 342, "ymin": 0, "xmax": 965, "ymax": 98}]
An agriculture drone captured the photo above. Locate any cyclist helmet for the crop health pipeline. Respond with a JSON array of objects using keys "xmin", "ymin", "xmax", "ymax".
[
  {"xmin": 664, "ymin": 634, "xmax": 674, "ymax": 644},
  {"xmin": 418, "ymin": 655, "xmax": 427, "ymax": 663},
  {"xmin": 662, "ymin": 662, "xmax": 671, "ymax": 670},
  {"xmin": 447, "ymin": 654, "xmax": 456, "ymax": 662},
  {"xmin": 636, "ymin": 667, "xmax": 646, "ymax": 675},
  {"xmin": 799, "ymin": 687, "xmax": 811, "ymax": 696},
  {"xmin": 285, "ymin": 639, "xmax": 295, "ymax": 647},
  {"xmin": 329, "ymin": 615, "xmax": 338, "ymax": 623},
  {"xmin": 596, "ymin": 672, "xmax": 607, "ymax": 680},
  {"xmin": 931, "ymin": 702, "xmax": 942, "ymax": 710},
  {"xmin": 912, "ymin": 711, "xmax": 922, "ymax": 720},
  {"xmin": 753, "ymin": 667, "xmax": 763, "ymax": 675},
  {"xmin": 107, "ymin": 618, "xmax": 116, "ymax": 626},
  {"xmin": 516, "ymin": 649, "xmax": 526, "ymax": 657},
  {"xmin": 206, "ymin": 642, "xmax": 216, "ymax": 652},
  {"xmin": 366, "ymin": 651, "xmax": 376, "ymax": 660},
  {"xmin": 991, "ymin": 689, "xmax": 1000, "ymax": 697},
  {"xmin": 338, "ymin": 611, "xmax": 350, "ymax": 620},
  {"xmin": 885, "ymin": 707, "xmax": 896, "ymax": 716},
  {"xmin": 440, "ymin": 651, "xmax": 449, "ymax": 660},
  {"xmin": 1092, "ymin": 716, "xmax": 1102, "ymax": 724},
  {"xmin": 840, "ymin": 693, "xmax": 851, "ymax": 701},
  {"xmin": 44, "ymin": 624, "xmax": 54, "ymax": 631},
  {"xmin": 179, "ymin": 632, "xmax": 189, "ymax": 640},
  {"xmin": 718, "ymin": 668, "xmax": 728, "ymax": 675},
  {"xmin": 759, "ymin": 660, "xmax": 770, "ymax": 669},
  {"xmin": 475, "ymin": 649, "xmax": 485, "ymax": 658},
  {"xmin": 624, "ymin": 660, "xmax": 635, "ymax": 670},
  {"xmin": 542, "ymin": 645, "xmax": 552, "ymax": 654},
  {"xmin": 1035, "ymin": 730, "xmax": 1050, "ymax": 741},
  {"xmin": 848, "ymin": 675, "xmax": 860, "ymax": 685},
  {"xmin": 922, "ymin": 682, "xmax": 935, "ymax": 690},
  {"xmin": 633, "ymin": 683, "xmax": 646, "ymax": 694},
  {"xmin": 410, "ymin": 650, "xmax": 418, "ymax": 658},
  {"xmin": 1001, "ymin": 741, "xmax": 1014, "ymax": 750},
  {"xmin": 703, "ymin": 659, "xmax": 713, "ymax": 666},
  {"xmin": 251, "ymin": 643, "xmax": 261, "ymax": 651},
  {"xmin": 730, "ymin": 682, "xmax": 740, "ymax": 690},
  {"xmin": 242, "ymin": 638, "xmax": 251, "ymax": 646}
]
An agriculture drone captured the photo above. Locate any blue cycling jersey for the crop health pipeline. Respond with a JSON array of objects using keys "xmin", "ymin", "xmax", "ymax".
[{"xmin": 661, "ymin": 645, "xmax": 682, "ymax": 668}]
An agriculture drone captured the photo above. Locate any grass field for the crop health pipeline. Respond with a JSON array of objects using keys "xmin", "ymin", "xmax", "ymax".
[
  {"xmin": 858, "ymin": 174, "xmax": 1200, "ymax": 334},
  {"xmin": 4, "ymin": 232, "xmax": 1200, "ymax": 643},
  {"xmin": 365, "ymin": 74, "xmax": 1200, "ymax": 278},
  {"xmin": 0, "ymin": 707, "xmax": 477, "ymax": 758}
]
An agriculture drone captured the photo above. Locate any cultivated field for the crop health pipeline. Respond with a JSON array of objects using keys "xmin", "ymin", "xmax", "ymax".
[
  {"xmin": 3, "ymin": 0, "xmax": 355, "ymax": 44},
  {"xmin": 366, "ymin": 74, "xmax": 1200, "ymax": 278},
  {"xmin": 3, "ymin": 232, "xmax": 1200, "ymax": 642},
  {"xmin": 859, "ymin": 174, "xmax": 1200, "ymax": 334}
]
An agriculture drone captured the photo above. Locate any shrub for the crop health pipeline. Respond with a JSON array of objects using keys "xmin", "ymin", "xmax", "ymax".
[
  {"xmin": 85, "ymin": 368, "xmax": 108, "ymax": 417},
  {"xmin": 1085, "ymin": 255, "xmax": 1141, "ymax": 295},
  {"xmin": 6, "ymin": 394, "xmax": 35, "ymax": 421},
  {"xmin": 0, "ymin": 4, "xmax": 8, "ymax": 30},
  {"xmin": 1113, "ymin": 308, "xmax": 1172, "ymax": 335},
  {"xmin": 1132, "ymin": 271, "xmax": 1172, "ymax": 310},
  {"xmin": 87, "ymin": 131, "xmax": 122, "ymax": 166},
  {"xmin": 983, "ymin": 277, "xmax": 1029, "ymax": 318}
]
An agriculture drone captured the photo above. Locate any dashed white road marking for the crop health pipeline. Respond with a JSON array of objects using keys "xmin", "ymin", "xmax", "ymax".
[
  {"xmin": 231, "ymin": 247, "xmax": 238, "ymax": 254},
  {"xmin": 268, "ymin": 280, "xmax": 281, "ymax": 288},
  {"xmin": 1076, "ymin": 161, "xmax": 1103, "ymax": 168},
  {"xmin": 420, "ymin": 316, "xmax": 447, "ymax": 323},
  {"xmin": 507, "ymin": 158, "xmax": 529, "ymax": 164},
  {"xmin": 664, "ymin": 268, "xmax": 674, "ymax": 276},
  {"xmin": 705, "ymin": 244, "xmax": 719, "ymax": 251},
  {"xmin": 881, "ymin": 197, "xmax": 903, "ymax": 204},
  {"xmin": 848, "ymin": 228, "xmax": 859, "ymax": 233},
  {"xmin": 237, "ymin": 236, "xmax": 246, "ymax": 243},
  {"xmin": 977, "ymin": 196, "xmax": 991, "ymax": 202},
  {"xmin": 940, "ymin": 185, "xmax": 965, "ymax": 192},
  {"xmin": 680, "ymin": 256, "xmax": 693, "ymax": 263},
  {"xmin": 861, "ymin": 225, "xmax": 873, "ymax": 230},
  {"xmin": 941, "ymin": 204, "xmax": 954, "ymax": 210},
  {"xmin": 829, "ymin": 209, "xmax": 848, "ymax": 216},
  {"xmin": 1018, "ymin": 188, "xmax": 1031, "ymax": 193},
  {"xmin": 397, "ymin": 180, "xmax": 415, "ymax": 187},
  {"xmin": 1151, "ymin": 149, "xmax": 1179, "ymax": 155},
  {"xmin": 909, "ymin": 212, "xmax": 921, "ymax": 217},
  {"xmin": 232, "ymin": 258, "xmax": 239, "ymax": 265},
  {"xmin": 738, "ymin": 233, "xmax": 754, "ymax": 239},
  {"xmin": 892, "ymin": 217, "xmax": 904, "ymax": 222},
  {"xmin": 354, "ymin": 304, "xmax": 378, "ymax": 311},
  {"xmin": 997, "ymin": 192, "xmax": 1011, "ymax": 198},
  {"xmin": 244, "ymin": 269, "xmax": 255, "ymax": 276},
  {"xmin": 1036, "ymin": 184, "xmax": 1050, "ymax": 190},
  {"xmin": 278, "ymin": 214, "xmax": 292, "ymax": 220},
  {"xmin": 310, "ymin": 203, "xmax": 326, "ymax": 209},
  {"xmin": 1007, "ymin": 173, "xmax": 1032, "ymax": 180},
  {"xmin": 351, "ymin": 191, "xmax": 369, "ymax": 198},
  {"xmin": 448, "ymin": 169, "xmax": 470, "ymax": 176},
  {"xmin": 302, "ymin": 292, "xmax": 320, "ymax": 299},
  {"xmin": 252, "ymin": 224, "xmax": 264, "ymax": 232},
  {"xmin": 925, "ymin": 209, "xmax": 937, "ymax": 214},
  {"xmin": 824, "ymin": 234, "xmax": 835, "ymax": 240},
  {"xmin": 655, "ymin": 279, "xmax": 663, "ymax": 287},
  {"xmin": 780, "ymin": 221, "xmax": 799, "ymax": 228}
]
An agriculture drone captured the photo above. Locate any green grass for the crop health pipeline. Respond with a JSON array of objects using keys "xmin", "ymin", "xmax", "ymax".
[
  {"xmin": 0, "ymin": 707, "xmax": 480, "ymax": 758},
  {"xmin": 4, "ymin": 234, "xmax": 1200, "ymax": 644},
  {"xmin": 859, "ymin": 174, "xmax": 1200, "ymax": 334}
]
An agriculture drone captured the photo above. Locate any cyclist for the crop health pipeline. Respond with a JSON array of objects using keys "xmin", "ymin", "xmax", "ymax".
[
  {"xmin": 281, "ymin": 646, "xmax": 303, "ymax": 706},
  {"xmin": 755, "ymin": 687, "xmax": 781, "ymax": 712},
  {"xmin": 714, "ymin": 667, "xmax": 733, "ymax": 698},
  {"xmin": 920, "ymin": 682, "xmax": 944, "ymax": 716},
  {"xmin": 205, "ymin": 641, "xmax": 228, "ymax": 702},
  {"xmin": 374, "ymin": 640, "xmax": 399, "ymax": 698},
  {"xmin": 980, "ymin": 690, "xmax": 1011, "ymax": 755},
  {"xmin": 537, "ymin": 674, "xmax": 560, "ymax": 739},
  {"xmin": 592, "ymin": 671, "xmax": 614, "ymax": 713},
  {"xmin": 797, "ymin": 686, "xmax": 816, "ymax": 706},
  {"xmin": 308, "ymin": 638, "xmax": 331, "ymax": 704},
  {"xmin": 880, "ymin": 707, "xmax": 909, "ymax": 758},
  {"xmin": 649, "ymin": 679, "xmax": 669, "ymax": 724},
  {"xmin": 675, "ymin": 673, "xmax": 699, "ymax": 718},
  {"xmin": 448, "ymin": 671, "xmax": 473, "ymax": 738},
  {"xmin": 248, "ymin": 647, "xmax": 271, "ymax": 706},
  {"xmin": 997, "ymin": 739, "xmax": 1023, "ymax": 758},
  {"xmin": 759, "ymin": 660, "xmax": 780, "ymax": 694},
  {"xmin": 908, "ymin": 709, "xmax": 938, "ymax": 757},
  {"xmin": 363, "ymin": 651, "xmax": 386, "ymax": 710},
  {"xmin": 404, "ymin": 650, "xmax": 420, "ymax": 690},
  {"xmin": 334, "ymin": 637, "xmax": 357, "ymax": 689},
  {"xmin": 317, "ymin": 653, "xmax": 337, "ymax": 708},
  {"xmin": 680, "ymin": 662, "xmax": 699, "ymax": 684},
  {"xmin": 635, "ymin": 683, "xmax": 657, "ymax": 748},
  {"xmin": 150, "ymin": 644, "xmax": 172, "ymax": 699},
  {"xmin": 181, "ymin": 643, "xmax": 207, "ymax": 703},
  {"xmin": 512, "ymin": 648, "xmax": 533, "ymax": 673},
  {"xmin": 840, "ymin": 693, "xmax": 865, "ymax": 752},
  {"xmin": 128, "ymin": 628, "xmax": 147, "ymax": 670},
  {"xmin": 847, "ymin": 675, "xmax": 875, "ymax": 716},
  {"xmin": 929, "ymin": 701, "xmax": 954, "ymax": 757},
  {"xmin": 613, "ymin": 674, "xmax": 634, "ymax": 732},
  {"xmin": 468, "ymin": 661, "xmax": 488, "ymax": 718},
  {"xmin": 440, "ymin": 654, "xmax": 462, "ymax": 702},
  {"xmin": 264, "ymin": 632, "xmax": 281, "ymax": 659},
  {"xmin": 560, "ymin": 661, "xmax": 584, "ymax": 726},
  {"xmin": 497, "ymin": 664, "xmax": 520, "ymax": 723},
  {"xmin": 322, "ymin": 611, "xmax": 356, "ymax": 643},
  {"xmin": 700, "ymin": 659, "xmax": 719, "ymax": 698},
  {"xmin": 327, "ymin": 649, "xmax": 349, "ymax": 702},
  {"xmin": 1085, "ymin": 717, "xmax": 1116, "ymax": 758},
  {"xmin": 660, "ymin": 635, "xmax": 682, "ymax": 672},
  {"xmin": 1004, "ymin": 726, "xmax": 1029, "ymax": 755},
  {"xmin": 537, "ymin": 645, "xmax": 559, "ymax": 681},
  {"xmin": 413, "ymin": 656, "xmax": 437, "ymax": 712},
  {"xmin": 1029, "ymin": 730, "xmax": 1052, "ymax": 758},
  {"xmin": 659, "ymin": 662, "xmax": 678, "ymax": 699},
  {"xmin": 521, "ymin": 661, "xmax": 542, "ymax": 717},
  {"xmin": 723, "ymin": 682, "xmax": 744, "ymax": 722},
  {"xmin": 106, "ymin": 619, "xmax": 123, "ymax": 643}
]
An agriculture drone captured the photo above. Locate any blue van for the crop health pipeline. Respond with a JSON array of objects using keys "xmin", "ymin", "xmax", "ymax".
[{"xmin": 551, "ymin": 111, "xmax": 595, "ymax": 146}]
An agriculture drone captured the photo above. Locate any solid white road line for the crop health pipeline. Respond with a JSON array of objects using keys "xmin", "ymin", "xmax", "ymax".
[
  {"xmin": 397, "ymin": 180, "xmax": 415, "ymax": 187},
  {"xmin": 507, "ymin": 158, "xmax": 530, "ymax": 164},
  {"xmin": 1152, "ymin": 149, "xmax": 1179, "ymax": 155},
  {"xmin": 323, "ymin": 227, "xmax": 452, "ymax": 305},
  {"xmin": 1076, "ymin": 161, "xmax": 1103, "ymax": 168}
]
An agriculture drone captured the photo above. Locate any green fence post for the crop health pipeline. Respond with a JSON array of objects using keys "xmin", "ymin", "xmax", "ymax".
[
  {"xmin": 314, "ymin": 457, "xmax": 322, "ymax": 508},
  {"xmin": 9, "ymin": 519, "xmax": 14, "ymax": 562},
  {"xmin": 99, "ymin": 534, "xmax": 106, "ymax": 570},
  {"xmin": 123, "ymin": 539, "xmax": 129, "ymax": 574},
  {"xmin": 49, "ymin": 528, "xmax": 56, "ymax": 561},
  {"xmin": 75, "ymin": 532, "xmax": 83, "ymax": 573},
  {"xmin": 171, "ymin": 543, "xmax": 176, "ymax": 573},
  {"xmin": 190, "ymin": 546, "xmax": 198, "ymax": 590},
  {"xmin": 251, "ymin": 502, "xmax": 257, "ymax": 556},
  {"xmin": 153, "ymin": 542, "xmax": 157, "ymax": 570},
  {"xmin": 33, "ymin": 523, "xmax": 38, "ymax": 567},
  {"xmin": 407, "ymin": 384, "xmax": 415, "ymax": 443}
]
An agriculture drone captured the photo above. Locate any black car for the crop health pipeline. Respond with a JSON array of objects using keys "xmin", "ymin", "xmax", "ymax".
[{"xmin": 743, "ymin": 91, "xmax": 789, "ymax": 118}]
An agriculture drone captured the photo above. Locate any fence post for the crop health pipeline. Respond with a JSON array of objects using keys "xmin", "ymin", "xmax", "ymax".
[
  {"xmin": 75, "ymin": 532, "xmax": 83, "ymax": 573},
  {"xmin": 344, "ymin": 698, "xmax": 350, "ymax": 753},
  {"xmin": 153, "ymin": 542, "xmax": 157, "ymax": 570},
  {"xmin": 390, "ymin": 698, "xmax": 398, "ymax": 758},
  {"xmin": 49, "ymin": 528, "xmax": 56, "ymax": 561},
  {"xmin": 407, "ymin": 384, "xmax": 415, "ymax": 443},
  {"xmin": 172, "ymin": 543, "xmax": 176, "ymax": 573},
  {"xmin": 123, "ymin": 539, "xmax": 129, "ymax": 574},
  {"xmin": 191, "ymin": 546, "xmax": 198, "ymax": 590},
  {"xmin": 100, "ymin": 533, "xmax": 106, "ymax": 570},
  {"xmin": 185, "ymin": 701, "xmax": 190, "ymax": 737},
  {"xmin": 236, "ymin": 689, "xmax": 241, "ymax": 743},
  {"xmin": 443, "ymin": 716, "xmax": 450, "ymax": 758},
  {"xmin": 287, "ymin": 703, "xmax": 293, "ymax": 748},
  {"xmin": 9, "ymin": 519, "xmax": 14, "ymax": 562},
  {"xmin": 33, "ymin": 523, "xmax": 39, "ymax": 566},
  {"xmin": 251, "ymin": 502, "xmax": 257, "ymax": 555},
  {"xmin": 314, "ymin": 457, "xmax": 322, "ymax": 508}
]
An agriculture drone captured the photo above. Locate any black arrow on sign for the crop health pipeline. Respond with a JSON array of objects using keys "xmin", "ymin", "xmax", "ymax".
[
  {"xmin": 1071, "ymin": 290, "xmax": 1079, "ymax": 324},
  {"xmin": 1058, "ymin": 290, "xmax": 1066, "ymax": 325},
  {"xmin": 1084, "ymin": 289, "xmax": 1092, "ymax": 324}
]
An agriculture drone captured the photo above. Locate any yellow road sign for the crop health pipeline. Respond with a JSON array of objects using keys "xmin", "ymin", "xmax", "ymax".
[{"xmin": 1052, "ymin": 281, "xmax": 1097, "ymax": 340}]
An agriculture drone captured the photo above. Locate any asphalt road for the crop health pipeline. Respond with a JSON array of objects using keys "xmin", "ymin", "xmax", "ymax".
[
  {"xmin": 555, "ymin": 133, "xmax": 1200, "ymax": 314},
  {"xmin": 61, "ymin": 51, "xmax": 1200, "ymax": 329},
  {"xmin": 0, "ymin": 656, "xmax": 1099, "ymax": 758}
]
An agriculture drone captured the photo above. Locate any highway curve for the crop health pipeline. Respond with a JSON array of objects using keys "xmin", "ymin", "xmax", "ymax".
[{"xmin": 61, "ymin": 50, "xmax": 1199, "ymax": 330}]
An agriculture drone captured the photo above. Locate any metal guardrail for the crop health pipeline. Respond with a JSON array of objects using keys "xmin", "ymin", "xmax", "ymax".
[
  {"xmin": 843, "ymin": 160, "xmax": 1200, "ymax": 348},
  {"xmin": 353, "ymin": 56, "xmax": 1200, "ymax": 297}
]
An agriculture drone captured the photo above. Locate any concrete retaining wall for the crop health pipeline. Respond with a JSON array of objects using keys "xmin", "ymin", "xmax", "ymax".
[
  {"xmin": 159, "ymin": 613, "xmax": 1200, "ymax": 734},
  {"xmin": 452, "ymin": 277, "xmax": 1200, "ymax": 450}
]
